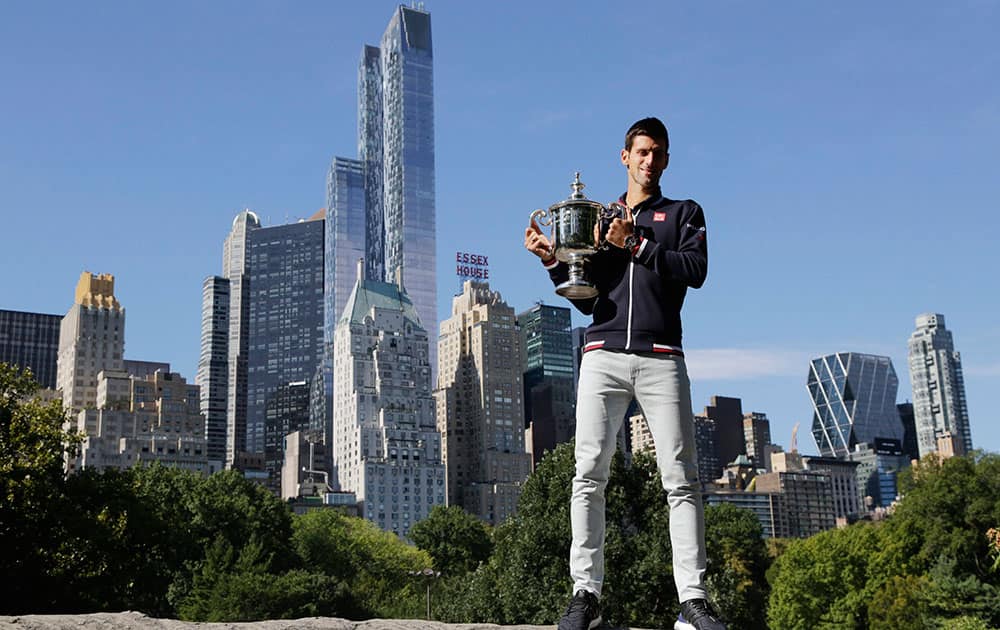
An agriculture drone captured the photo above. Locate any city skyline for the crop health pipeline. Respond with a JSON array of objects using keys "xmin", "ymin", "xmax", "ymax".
[{"xmin": 2, "ymin": 1, "xmax": 998, "ymax": 457}]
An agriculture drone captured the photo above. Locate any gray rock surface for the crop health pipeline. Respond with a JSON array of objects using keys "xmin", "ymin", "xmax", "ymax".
[{"xmin": 0, "ymin": 613, "xmax": 556, "ymax": 630}]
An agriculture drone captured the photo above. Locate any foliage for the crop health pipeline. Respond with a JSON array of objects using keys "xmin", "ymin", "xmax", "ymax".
[
  {"xmin": 0, "ymin": 363, "xmax": 78, "ymax": 613},
  {"xmin": 439, "ymin": 444, "xmax": 770, "ymax": 629},
  {"xmin": 292, "ymin": 509, "xmax": 433, "ymax": 619},
  {"xmin": 767, "ymin": 521, "xmax": 882, "ymax": 629},
  {"xmin": 767, "ymin": 452, "xmax": 1000, "ymax": 629},
  {"xmin": 409, "ymin": 505, "xmax": 492, "ymax": 576}
]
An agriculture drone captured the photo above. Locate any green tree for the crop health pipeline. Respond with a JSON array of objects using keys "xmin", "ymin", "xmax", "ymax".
[
  {"xmin": 767, "ymin": 521, "xmax": 882, "ymax": 629},
  {"xmin": 0, "ymin": 363, "xmax": 78, "ymax": 613},
  {"xmin": 442, "ymin": 444, "xmax": 769, "ymax": 629},
  {"xmin": 292, "ymin": 509, "xmax": 432, "ymax": 619},
  {"xmin": 410, "ymin": 505, "xmax": 492, "ymax": 576}
]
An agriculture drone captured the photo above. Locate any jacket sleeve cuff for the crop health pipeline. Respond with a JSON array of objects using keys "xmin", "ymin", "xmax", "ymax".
[{"xmin": 542, "ymin": 257, "xmax": 559, "ymax": 270}]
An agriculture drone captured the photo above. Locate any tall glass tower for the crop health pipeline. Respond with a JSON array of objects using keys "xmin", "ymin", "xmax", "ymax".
[
  {"xmin": 807, "ymin": 352, "xmax": 903, "ymax": 458},
  {"xmin": 908, "ymin": 313, "xmax": 972, "ymax": 457},
  {"xmin": 245, "ymin": 217, "xmax": 325, "ymax": 491},
  {"xmin": 359, "ymin": 6, "xmax": 437, "ymax": 378},
  {"xmin": 518, "ymin": 303, "xmax": 576, "ymax": 467}
]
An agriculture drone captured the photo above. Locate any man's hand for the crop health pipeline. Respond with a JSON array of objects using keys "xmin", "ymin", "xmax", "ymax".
[
  {"xmin": 605, "ymin": 205, "xmax": 635, "ymax": 249},
  {"xmin": 525, "ymin": 217, "xmax": 555, "ymax": 263}
]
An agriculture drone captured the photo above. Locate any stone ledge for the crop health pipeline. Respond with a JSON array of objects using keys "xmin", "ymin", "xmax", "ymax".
[{"xmin": 0, "ymin": 613, "xmax": 558, "ymax": 630}]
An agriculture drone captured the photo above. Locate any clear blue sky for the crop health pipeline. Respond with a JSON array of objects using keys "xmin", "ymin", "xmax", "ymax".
[{"xmin": 2, "ymin": 1, "xmax": 997, "ymax": 455}]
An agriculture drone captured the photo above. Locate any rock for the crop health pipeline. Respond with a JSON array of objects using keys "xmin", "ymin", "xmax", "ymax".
[{"xmin": 0, "ymin": 613, "xmax": 555, "ymax": 630}]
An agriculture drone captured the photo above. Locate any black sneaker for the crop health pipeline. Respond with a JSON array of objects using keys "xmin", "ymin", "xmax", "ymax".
[
  {"xmin": 558, "ymin": 589, "xmax": 602, "ymax": 630},
  {"xmin": 675, "ymin": 598, "xmax": 726, "ymax": 630}
]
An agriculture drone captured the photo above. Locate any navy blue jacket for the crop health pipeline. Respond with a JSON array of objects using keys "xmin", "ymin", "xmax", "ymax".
[{"xmin": 544, "ymin": 188, "xmax": 707, "ymax": 355}]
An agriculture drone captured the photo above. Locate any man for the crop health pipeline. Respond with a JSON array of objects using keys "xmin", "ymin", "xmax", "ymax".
[{"xmin": 524, "ymin": 117, "xmax": 724, "ymax": 630}]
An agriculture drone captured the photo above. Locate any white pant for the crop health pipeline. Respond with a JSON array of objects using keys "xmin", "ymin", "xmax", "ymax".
[{"xmin": 570, "ymin": 349, "xmax": 707, "ymax": 603}]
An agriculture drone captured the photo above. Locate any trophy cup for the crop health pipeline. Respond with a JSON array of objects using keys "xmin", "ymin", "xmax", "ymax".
[{"xmin": 530, "ymin": 172, "xmax": 625, "ymax": 299}]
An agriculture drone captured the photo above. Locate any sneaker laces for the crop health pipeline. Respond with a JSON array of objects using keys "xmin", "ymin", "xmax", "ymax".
[{"xmin": 682, "ymin": 599, "xmax": 722, "ymax": 624}]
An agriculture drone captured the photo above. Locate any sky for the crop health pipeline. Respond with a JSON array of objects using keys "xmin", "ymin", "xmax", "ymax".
[{"xmin": 1, "ymin": 1, "xmax": 998, "ymax": 455}]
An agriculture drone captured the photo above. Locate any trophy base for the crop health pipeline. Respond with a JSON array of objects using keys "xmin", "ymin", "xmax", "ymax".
[{"xmin": 555, "ymin": 280, "xmax": 598, "ymax": 300}]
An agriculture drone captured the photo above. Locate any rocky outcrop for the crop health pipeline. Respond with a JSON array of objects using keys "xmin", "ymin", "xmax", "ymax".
[{"xmin": 0, "ymin": 613, "xmax": 557, "ymax": 630}]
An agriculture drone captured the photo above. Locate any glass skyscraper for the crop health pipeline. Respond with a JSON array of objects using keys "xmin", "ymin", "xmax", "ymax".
[
  {"xmin": 518, "ymin": 303, "xmax": 576, "ymax": 467},
  {"xmin": 0, "ymin": 309, "xmax": 61, "ymax": 389},
  {"xmin": 807, "ymin": 352, "xmax": 903, "ymax": 458},
  {"xmin": 196, "ymin": 276, "xmax": 230, "ymax": 466},
  {"xmin": 908, "ymin": 313, "xmax": 972, "ymax": 458},
  {"xmin": 324, "ymin": 157, "xmax": 366, "ymax": 341},
  {"xmin": 223, "ymin": 209, "xmax": 260, "ymax": 466},
  {"xmin": 245, "ymin": 217, "xmax": 325, "ymax": 489},
  {"xmin": 359, "ymin": 5, "xmax": 437, "ymax": 377}
]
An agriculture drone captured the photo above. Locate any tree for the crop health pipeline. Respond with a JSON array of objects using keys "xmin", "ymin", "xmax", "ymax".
[
  {"xmin": 767, "ymin": 521, "xmax": 882, "ymax": 629},
  {"xmin": 409, "ymin": 505, "xmax": 492, "ymax": 576},
  {"xmin": 441, "ymin": 444, "xmax": 770, "ymax": 629},
  {"xmin": 0, "ymin": 363, "xmax": 78, "ymax": 613},
  {"xmin": 292, "ymin": 509, "xmax": 433, "ymax": 619}
]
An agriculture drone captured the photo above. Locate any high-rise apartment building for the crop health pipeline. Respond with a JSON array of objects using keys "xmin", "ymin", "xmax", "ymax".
[
  {"xmin": 436, "ymin": 281, "xmax": 531, "ymax": 526},
  {"xmin": 245, "ymin": 216, "xmax": 325, "ymax": 490},
  {"xmin": 896, "ymin": 402, "xmax": 920, "ymax": 461},
  {"xmin": 325, "ymin": 158, "xmax": 367, "ymax": 339},
  {"xmin": 331, "ymin": 266, "xmax": 444, "ymax": 537},
  {"xmin": 743, "ymin": 412, "xmax": 771, "ymax": 469},
  {"xmin": 694, "ymin": 414, "xmax": 720, "ymax": 485},
  {"xmin": 359, "ymin": 6, "xmax": 437, "ymax": 377},
  {"xmin": 518, "ymin": 303, "xmax": 576, "ymax": 468},
  {"xmin": 71, "ymin": 369, "xmax": 209, "ymax": 475},
  {"xmin": 223, "ymin": 209, "xmax": 260, "ymax": 466},
  {"xmin": 702, "ymin": 396, "xmax": 745, "ymax": 479},
  {"xmin": 0, "ymin": 309, "xmax": 62, "ymax": 389},
  {"xmin": 908, "ymin": 313, "xmax": 972, "ymax": 458},
  {"xmin": 56, "ymin": 272, "xmax": 125, "ymax": 412},
  {"xmin": 807, "ymin": 353, "xmax": 903, "ymax": 458},
  {"xmin": 196, "ymin": 276, "xmax": 230, "ymax": 466}
]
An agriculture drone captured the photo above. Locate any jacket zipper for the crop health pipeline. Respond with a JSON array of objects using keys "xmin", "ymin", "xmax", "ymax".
[{"xmin": 625, "ymin": 206, "xmax": 640, "ymax": 350}]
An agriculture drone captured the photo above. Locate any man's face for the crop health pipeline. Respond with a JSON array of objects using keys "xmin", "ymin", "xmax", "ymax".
[{"xmin": 621, "ymin": 134, "xmax": 669, "ymax": 191}]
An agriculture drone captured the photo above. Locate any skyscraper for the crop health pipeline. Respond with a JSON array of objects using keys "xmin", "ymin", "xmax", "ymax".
[
  {"xmin": 436, "ymin": 281, "xmax": 531, "ymax": 526},
  {"xmin": 197, "ymin": 276, "xmax": 229, "ymax": 467},
  {"xmin": 0, "ymin": 309, "xmax": 61, "ymax": 389},
  {"xmin": 56, "ymin": 272, "xmax": 125, "ymax": 412},
  {"xmin": 359, "ymin": 5, "xmax": 437, "ymax": 377},
  {"xmin": 325, "ymin": 157, "xmax": 367, "ymax": 340},
  {"xmin": 223, "ymin": 209, "xmax": 260, "ymax": 466},
  {"xmin": 518, "ymin": 303, "xmax": 576, "ymax": 467},
  {"xmin": 743, "ymin": 412, "xmax": 772, "ymax": 470},
  {"xmin": 908, "ymin": 313, "xmax": 972, "ymax": 458},
  {"xmin": 807, "ymin": 352, "xmax": 903, "ymax": 458},
  {"xmin": 331, "ymin": 264, "xmax": 444, "ymax": 537},
  {"xmin": 703, "ymin": 395, "xmax": 745, "ymax": 473},
  {"xmin": 245, "ymin": 216, "xmax": 325, "ymax": 490}
]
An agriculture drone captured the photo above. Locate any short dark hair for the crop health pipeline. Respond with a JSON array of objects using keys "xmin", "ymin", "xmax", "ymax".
[{"xmin": 625, "ymin": 117, "xmax": 669, "ymax": 151}]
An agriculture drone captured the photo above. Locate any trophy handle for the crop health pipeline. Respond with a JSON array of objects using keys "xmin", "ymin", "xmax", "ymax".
[
  {"xmin": 530, "ymin": 207, "xmax": 552, "ymax": 228},
  {"xmin": 597, "ymin": 202, "xmax": 626, "ymax": 250}
]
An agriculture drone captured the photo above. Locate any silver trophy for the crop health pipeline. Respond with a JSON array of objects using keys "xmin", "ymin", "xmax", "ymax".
[{"xmin": 530, "ymin": 172, "xmax": 625, "ymax": 299}]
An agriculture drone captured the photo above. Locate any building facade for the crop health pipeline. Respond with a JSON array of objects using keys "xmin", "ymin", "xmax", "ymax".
[
  {"xmin": 436, "ymin": 281, "xmax": 531, "ymax": 526},
  {"xmin": 223, "ymin": 209, "xmax": 261, "ymax": 466},
  {"xmin": 518, "ymin": 303, "xmax": 575, "ymax": 468},
  {"xmin": 71, "ymin": 370, "xmax": 210, "ymax": 476},
  {"xmin": 56, "ymin": 272, "xmax": 126, "ymax": 413},
  {"xmin": 908, "ymin": 313, "xmax": 972, "ymax": 458},
  {"xmin": 0, "ymin": 308, "xmax": 61, "ymax": 389},
  {"xmin": 331, "ymin": 268, "xmax": 444, "ymax": 537},
  {"xmin": 245, "ymin": 217, "xmax": 325, "ymax": 490},
  {"xmin": 359, "ymin": 6, "xmax": 437, "ymax": 379},
  {"xmin": 703, "ymin": 396, "xmax": 745, "ymax": 476},
  {"xmin": 743, "ymin": 411, "xmax": 772, "ymax": 470},
  {"xmin": 196, "ymin": 276, "xmax": 230, "ymax": 467},
  {"xmin": 807, "ymin": 352, "xmax": 903, "ymax": 458}
]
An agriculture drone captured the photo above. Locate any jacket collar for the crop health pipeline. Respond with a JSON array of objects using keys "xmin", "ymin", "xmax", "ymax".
[{"xmin": 618, "ymin": 187, "xmax": 664, "ymax": 212}]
